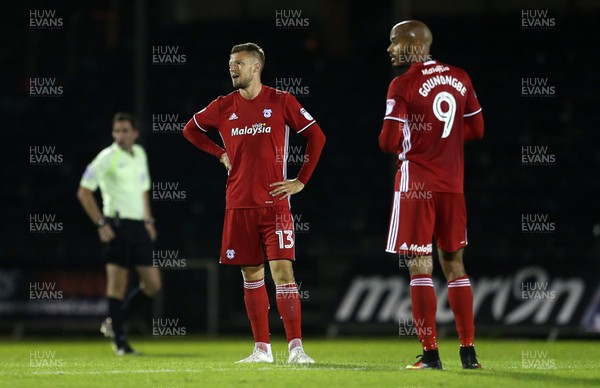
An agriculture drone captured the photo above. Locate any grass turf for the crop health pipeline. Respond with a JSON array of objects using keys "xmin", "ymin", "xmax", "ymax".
[{"xmin": 0, "ymin": 337, "xmax": 598, "ymax": 387}]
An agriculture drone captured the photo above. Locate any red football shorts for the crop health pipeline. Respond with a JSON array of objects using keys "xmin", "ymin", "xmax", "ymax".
[
  {"xmin": 386, "ymin": 191, "xmax": 468, "ymax": 256},
  {"xmin": 220, "ymin": 207, "xmax": 296, "ymax": 266}
]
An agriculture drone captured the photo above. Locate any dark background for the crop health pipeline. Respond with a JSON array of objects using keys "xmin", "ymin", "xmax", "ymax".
[{"xmin": 2, "ymin": 0, "xmax": 599, "ymax": 335}]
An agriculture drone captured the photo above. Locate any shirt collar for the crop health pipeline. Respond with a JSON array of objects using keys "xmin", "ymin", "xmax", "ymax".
[{"xmin": 111, "ymin": 142, "xmax": 136, "ymax": 157}]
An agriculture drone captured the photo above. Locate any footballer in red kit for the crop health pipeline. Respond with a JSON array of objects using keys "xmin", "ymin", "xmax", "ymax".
[
  {"xmin": 379, "ymin": 21, "xmax": 484, "ymax": 370},
  {"xmin": 183, "ymin": 42, "xmax": 325, "ymax": 364}
]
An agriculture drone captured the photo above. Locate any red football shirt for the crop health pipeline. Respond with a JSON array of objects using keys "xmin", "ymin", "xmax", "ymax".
[
  {"xmin": 192, "ymin": 85, "xmax": 317, "ymax": 209},
  {"xmin": 383, "ymin": 60, "xmax": 482, "ymax": 193}
]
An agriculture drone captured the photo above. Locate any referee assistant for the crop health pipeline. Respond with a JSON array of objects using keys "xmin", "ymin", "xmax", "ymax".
[{"xmin": 77, "ymin": 112, "xmax": 161, "ymax": 355}]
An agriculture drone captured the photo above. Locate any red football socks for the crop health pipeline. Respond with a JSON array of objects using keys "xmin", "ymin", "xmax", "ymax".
[
  {"xmin": 243, "ymin": 279, "xmax": 270, "ymax": 344},
  {"xmin": 448, "ymin": 276, "xmax": 475, "ymax": 347},
  {"xmin": 410, "ymin": 274, "xmax": 438, "ymax": 351},
  {"xmin": 275, "ymin": 283, "xmax": 302, "ymax": 344}
]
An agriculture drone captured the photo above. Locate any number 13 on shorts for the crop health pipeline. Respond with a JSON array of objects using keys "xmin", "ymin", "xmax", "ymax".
[{"xmin": 275, "ymin": 230, "xmax": 295, "ymax": 249}]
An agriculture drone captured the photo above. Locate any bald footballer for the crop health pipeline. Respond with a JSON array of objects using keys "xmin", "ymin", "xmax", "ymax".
[{"xmin": 380, "ymin": 21, "xmax": 484, "ymax": 369}]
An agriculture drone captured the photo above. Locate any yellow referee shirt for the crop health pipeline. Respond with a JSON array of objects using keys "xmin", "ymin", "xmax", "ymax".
[{"xmin": 80, "ymin": 143, "xmax": 151, "ymax": 220}]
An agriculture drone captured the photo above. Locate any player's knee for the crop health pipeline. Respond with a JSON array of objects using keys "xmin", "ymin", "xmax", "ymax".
[
  {"xmin": 241, "ymin": 265, "xmax": 264, "ymax": 281},
  {"xmin": 444, "ymin": 266, "xmax": 467, "ymax": 281},
  {"xmin": 106, "ymin": 282, "xmax": 127, "ymax": 299},
  {"xmin": 269, "ymin": 259, "xmax": 295, "ymax": 281},
  {"xmin": 405, "ymin": 255, "xmax": 434, "ymax": 276},
  {"xmin": 439, "ymin": 248, "xmax": 464, "ymax": 262},
  {"xmin": 271, "ymin": 267, "xmax": 295, "ymax": 284},
  {"xmin": 143, "ymin": 280, "xmax": 162, "ymax": 296}
]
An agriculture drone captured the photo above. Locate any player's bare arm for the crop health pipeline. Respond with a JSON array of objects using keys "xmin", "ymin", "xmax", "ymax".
[{"xmin": 77, "ymin": 186, "xmax": 115, "ymax": 242}]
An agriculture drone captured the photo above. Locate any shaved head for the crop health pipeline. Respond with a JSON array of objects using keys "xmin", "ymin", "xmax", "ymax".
[
  {"xmin": 391, "ymin": 20, "xmax": 432, "ymax": 47},
  {"xmin": 387, "ymin": 20, "xmax": 433, "ymax": 68}
]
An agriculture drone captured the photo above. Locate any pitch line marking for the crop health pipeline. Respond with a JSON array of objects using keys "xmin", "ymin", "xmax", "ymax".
[{"xmin": 27, "ymin": 366, "xmax": 369, "ymax": 375}]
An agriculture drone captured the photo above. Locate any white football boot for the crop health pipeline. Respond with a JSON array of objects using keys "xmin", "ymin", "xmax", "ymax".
[
  {"xmin": 235, "ymin": 347, "xmax": 274, "ymax": 363},
  {"xmin": 287, "ymin": 347, "xmax": 315, "ymax": 364}
]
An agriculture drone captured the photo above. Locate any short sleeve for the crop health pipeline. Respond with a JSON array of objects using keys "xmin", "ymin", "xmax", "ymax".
[
  {"xmin": 464, "ymin": 76, "xmax": 482, "ymax": 118},
  {"xmin": 283, "ymin": 93, "xmax": 316, "ymax": 134},
  {"xmin": 138, "ymin": 146, "xmax": 151, "ymax": 191},
  {"xmin": 192, "ymin": 98, "xmax": 221, "ymax": 132},
  {"xmin": 80, "ymin": 150, "xmax": 112, "ymax": 191},
  {"xmin": 383, "ymin": 78, "xmax": 408, "ymax": 123}
]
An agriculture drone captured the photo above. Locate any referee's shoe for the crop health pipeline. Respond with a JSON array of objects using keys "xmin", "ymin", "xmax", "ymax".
[
  {"xmin": 113, "ymin": 342, "xmax": 140, "ymax": 356},
  {"xmin": 101, "ymin": 318, "xmax": 140, "ymax": 356},
  {"xmin": 100, "ymin": 318, "xmax": 115, "ymax": 339}
]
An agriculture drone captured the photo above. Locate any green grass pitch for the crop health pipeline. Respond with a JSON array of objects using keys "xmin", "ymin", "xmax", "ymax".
[{"xmin": 1, "ymin": 337, "xmax": 599, "ymax": 387}]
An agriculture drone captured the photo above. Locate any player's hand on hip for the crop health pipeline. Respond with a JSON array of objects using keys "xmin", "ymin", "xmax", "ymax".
[
  {"xmin": 220, "ymin": 153, "xmax": 232, "ymax": 172},
  {"xmin": 269, "ymin": 179, "xmax": 305, "ymax": 200},
  {"xmin": 145, "ymin": 223, "xmax": 157, "ymax": 241},
  {"xmin": 98, "ymin": 224, "xmax": 115, "ymax": 243}
]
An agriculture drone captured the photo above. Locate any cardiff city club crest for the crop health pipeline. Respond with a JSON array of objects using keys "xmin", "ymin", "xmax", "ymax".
[{"xmin": 263, "ymin": 108, "xmax": 272, "ymax": 118}]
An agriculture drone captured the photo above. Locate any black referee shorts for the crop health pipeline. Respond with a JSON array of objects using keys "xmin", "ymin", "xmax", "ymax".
[{"xmin": 104, "ymin": 218, "xmax": 153, "ymax": 268}]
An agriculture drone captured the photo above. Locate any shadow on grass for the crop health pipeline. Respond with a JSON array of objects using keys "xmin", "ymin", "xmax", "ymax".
[
  {"xmin": 279, "ymin": 362, "xmax": 399, "ymax": 371},
  {"xmin": 444, "ymin": 368, "xmax": 600, "ymax": 386},
  {"xmin": 137, "ymin": 353, "xmax": 200, "ymax": 358}
]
